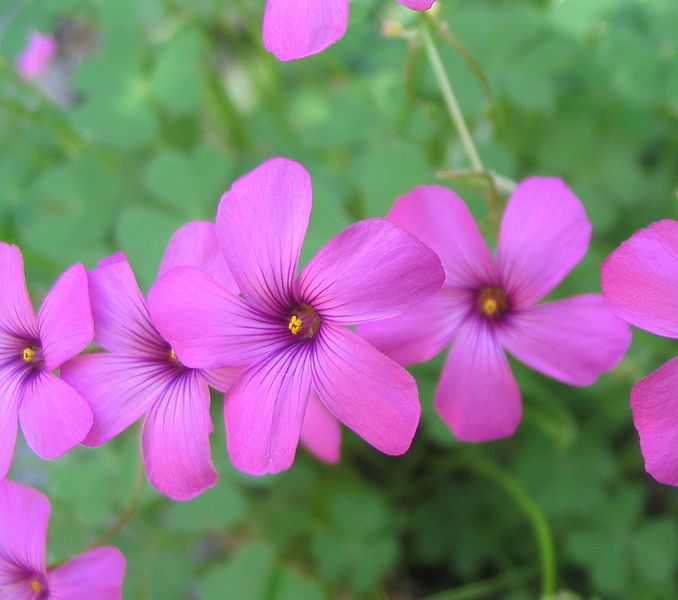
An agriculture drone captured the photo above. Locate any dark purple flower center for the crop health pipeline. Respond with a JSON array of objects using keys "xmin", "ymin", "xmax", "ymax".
[
  {"xmin": 21, "ymin": 343, "xmax": 44, "ymax": 370},
  {"xmin": 287, "ymin": 304, "xmax": 320, "ymax": 339},
  {"xmin": 476, "ymin": 287, "xmax": 510, "ymax": 320}
]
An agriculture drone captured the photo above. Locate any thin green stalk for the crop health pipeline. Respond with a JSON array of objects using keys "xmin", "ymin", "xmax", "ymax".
[
  {"xmin": 420, "ymin": 18, "xmax": 483, "ymax": 172},
  {"xmin": 422, "ymin": 566, "xmax": 537, "ymax": 600},
  {"xmin": 462, "ymin": 452, "xmax": 557, "ymax": 599}
]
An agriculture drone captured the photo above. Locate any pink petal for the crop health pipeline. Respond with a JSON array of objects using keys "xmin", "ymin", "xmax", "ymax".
[
  {"xmin": 263, "ymin": 0, "xmax": 349, "ymax": 61},
  {"xmin": 435, "ymin": 319, "xmax": 521, "ymax": 442},
  {"xmin": 18, "ymin": 373, "xmax": 93, "ymax": 460},
  {"xmin": 47, "ymin": 546, "xmax": 125, "ymax": 600},
  {"xmin": 387, "ymin": 186, "xmax": 496, "ymax": 288},
  {"xmin": 299, "ymin": 219, "xmax": 444, "ymax": 324},
  {"xmin": 601, "ymin": 220, "xmax": 678, "ymax": 338},
  {"xmin": 60, "ymin": 354, "xmax": 171, "ymax": 446},
  {"xmin": 0, "ymin": 371, "xmax": 20, "ymax": 480},
  {"xmin": 497, "ymin": 178, "xmax": 591, "ymax": 308},
  {"xmin": 312, "ymin": 325, "xmax": 420, "ymax": 455},
  {"xmin": 37, "ymin": 264, "xmax": 93, "ymax": 371},
  {"xmin": 396, "ymin": 0, "xmax": 435, "ymax": 9},
  {"xmin": 500, "ymin": 294, "xmax": 631, "ymax": 386},
  {"xmin": 631, "ymin": 357, "xmax": 678, "ymax": 486},
  {"xmin": 88, "ymin": 254, "xmax": 165, "ymax": 354},
  {"xmin": 159, "ymin": 221, "xmax": 238, "ymax": 295},
  {"xmin": 15, "ymin": 31, "xmax": 57, "ymax": 80},
  {"xmin": 357, "ymin": 288, "xmax": 471, "ymax": 365},
  {"xmin": 203, "ymin": 367, "xmax": 241, "ymax": 394},
  {"xmin": 300, "ymin": 391, "xmax": 341, "ymax": 464},
  {"xmin": 0, "ymin": 243, "xmax": 37, "ymax": 338},
  {"xmin": 148, "ymin": 267, "xmax": 285, "ymax": 369},
  {"xmin": 217, "ymin": 158, "xmax": 311, "ymax": 312},
  {"xmin": 0, "ymin": 480, "xmax": 49, "ymax": 574},
  {"xmin": 142, "ymin": 371, "xmax": 217, "ymax": 500},
  {"xmin": 224, "ymin": 346, "xmax": 312, "ymax": 475}
]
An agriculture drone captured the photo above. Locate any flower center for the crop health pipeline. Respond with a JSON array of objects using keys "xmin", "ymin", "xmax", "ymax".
[
  {"xmin": 30, "ymin": 579, "xmax": 43, "ymax": 592},
  {"xmin": 169, "ymin": 348, "xmax": 178, "ymax": 362},
  {"xmin": 476, "ymin": 287, "xmax": 510, "ymax": 320},
  {"xmin": 287, "ymin": 304, "xmax": 320, "ymax": 339},
  {"xmin": 22, "ymin": 347, "xmax": 36, "ymax": 362}
]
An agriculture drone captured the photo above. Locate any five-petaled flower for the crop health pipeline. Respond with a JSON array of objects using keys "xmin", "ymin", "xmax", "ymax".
[
  {"xmin": 15, "ymin": 31, "xmax": 57, "ymax": 80},
  {"xmin": 0, "ymin": 243, "xmax": 93, "ymax": 481},
  {"xmin": 148, "ymin": 157, "xmax": 444, "ymax": 475},
  {"xmin": 61, "ymin": 224, "xmax": 239, "ymax": 501},
  {"xmin": 0, "ymin": 479, "xmax": 125, "ymax": 599},
  {"xmin": 359, "ymin": 179, "xmax": 632, "ymax": 442},
  {"xmin": 602, "ymin": 219, "xmax": 678, "ymax": 486},
  {"xmin": 263, "ymin": 0, "xmax": 436, "ymax": 61}
]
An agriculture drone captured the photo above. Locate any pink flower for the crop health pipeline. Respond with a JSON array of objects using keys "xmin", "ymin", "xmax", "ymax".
[
  {"xmin": 61, "ymin": 224, "xmax": 239, "ymax": 501},
  {"xmin": 15, "ymin": 31, "xmax": 57, "ymax": 80},
  {"xmin": 0, "ymin": 479, "xmax": 125, "ymax": 599},
  {"xmin": 263, "ymin": 0, "xmax": 435, "ymax": 61},
  {"xmin": 359, "ymin": 180, "xmax": 632, "ymax": 442},
  {"xmin": 0, "ymin": 244, "xmax": 93, "ymax": 480},
  {"xmin": 148, "ymin": 157, "xmax": 444, "ymax": 475},
  {"xmin": 601, "ymin": 219, "xmax": 678, "ymax": 485}
]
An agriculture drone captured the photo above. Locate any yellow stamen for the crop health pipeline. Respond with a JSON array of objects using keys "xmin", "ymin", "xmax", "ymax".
[
  {"xmin": 482, "ymin": 297, "xmax": 499, "ymax": 316},
  {"xmin": 31, "ymin": 580, "xmax": 43, "ymax": 592},
  {"xmin": 288, "ymin": 315, "xmax": 303, "ymax": 335},
  {"xmin": 169, "ymin": 348, "xmax": 178, "ymax": 362},
  {"xmin": 22, "ymin": 347, "xmax": 35, "ymax": 363}
]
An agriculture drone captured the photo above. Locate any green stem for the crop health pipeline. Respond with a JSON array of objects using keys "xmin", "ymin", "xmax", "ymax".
[
  {"xmin": 462, "ymin": 452, "xmax": 557, "ymax": 599},
  {"xmin": 92, "ymin": 447, "xmax": 145, "ymax": 548},
  {"xmin": 420, "ymin": 17, "xmax": 483, "ymax": 172},
  {"xmin": 422, "ymin": 566, "xmax": 537, "ymax": 600}
]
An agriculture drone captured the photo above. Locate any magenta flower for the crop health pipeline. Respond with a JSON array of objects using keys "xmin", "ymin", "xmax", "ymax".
[
  {"xmin": 0, "ymin": 244, "xmax": 93, "ymax": 481},
  {"xmin": 601, "ymin": 219, "xmax": 678, "ymax": 485},
  {"xmin": 148, "ymin": 157, "xmax": 444, "ymax": 475},
  {"xmin": 61, "ymin": 223, "xmax": 238, "ymax": 501},
  {"xmin": 15, "ymin": 31, "xmax": 57, "ymax": 80},
  {"xmin": 263, "ymin": 0, "xmax": 435, "ymax": 61},
  {"xmin": 0, "ymin": 479, "xmax": 125, "ymax": 599},
  {"xmin": 359, "ymin": 180, "xmax": 632, "ymax": 442}
]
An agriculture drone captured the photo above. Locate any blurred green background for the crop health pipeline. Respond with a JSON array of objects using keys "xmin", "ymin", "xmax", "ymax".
[{"xmin": 2, "ymin": 0, "xmax": 678, "ymax": 598}]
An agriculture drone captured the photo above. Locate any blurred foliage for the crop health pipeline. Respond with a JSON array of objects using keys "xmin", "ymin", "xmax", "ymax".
[{"xmin": 2, "ymin": 0, "xmax": 678, "ymax": 598}]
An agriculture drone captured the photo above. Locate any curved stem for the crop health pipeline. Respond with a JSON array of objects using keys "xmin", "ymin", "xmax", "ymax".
[
  {"xmin": 420, "ymin": 17, "xmax": 483, "ymax": 172},
  {"xmin": 92, "ymin": 447, "xmax": 145, "ymax": 548},
  {"xmin": 462, "ymin": 452, "xmax": 557, "ymax": 599}
]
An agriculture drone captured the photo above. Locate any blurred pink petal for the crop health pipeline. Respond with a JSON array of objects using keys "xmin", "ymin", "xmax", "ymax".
[
  {"xmin": 501, "ymin": 294, "xmax": 631, "ymax": 386},
  {"xmin": 159, "ymin": 221, "xmax": 238, "ymax": 294},
  {"xmin": 263, "ymin": 0, "xmax": 349, "ymax": 61},
  {"xmin": 396, "ymin": 0, "xmax": 435, "ymax": 9},
  {"xmin": 0, "ymin": 243, "xmax": 37, "ymax": 338},
  {"xmin": 498, "ymin": 178, "xmax": 591, "ymax": 309},
  {"xmin": 435, "ymin": 319, "xmax": 521, "ymax": 442},
  {"xmin": 37, "ymin": 263, "xmax": 93, "ymax": 371},
  {"xmin": 300, "ymin": 392, "xmax": 341, "ymax": 464},
  {"xmin": 299, "ymin": 219, "xmax": 444, "ymax": 324},
  {"xmin": 358, "ymin": 288, "xmax": 470, "ymax": 366},
  {"xmin": 225, "ymin": 347, "xmax": 312, "ymax": 475},
  {"xmin": 0, "ymin": 374, "xmax": 20, "ymax": 481},
  {"xmin": 631, "ymin": 357, "xmax": 678, "ymax": 486},
  {"xmin": 314, "ymin": 326, "xmax": 420, "ymax": 455},
  {"xmin": 388, "ymin": 185, "xmax": 496, "ymax": 287},
  {"xmin": 18, "ymin": 372, "xmax": 93, "ymax": 460},
  {"xmin": 602, "ymin": 219, "xmax": 678, "ymax": 339},
  {"xmin": 142, "ymin": 371, "xmax": 217, "ymax": 500},
  {"xmin": 217, "ymin": 157, "xmax": 311, "ymax": 312},
  {"xmin": 15, "ymin": 31, "xmax": 57, "ymax": 80},
  {"xmin": 47, "ymin": 547, "xmax": 126, "ymax": 600}
]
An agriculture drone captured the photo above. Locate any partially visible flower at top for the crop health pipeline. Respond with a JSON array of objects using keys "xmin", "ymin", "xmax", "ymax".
[
  {"xmin": 263, "ymin": 0, "xmax": 435, "ymax": 61},
  {"xmin": 602, "ymin": 220, "xmax": 678, "ymax": 486},
  {"xmin": 15, "ymin": 31, "xmax": 57, "ymax": 80},
  {"xmin": 148, "ymin": 157, "xmax": 444, "ymax": 475},
  {"xmin": 0, "ymin": 479, "xmax": 125, "ymax": 599},
  {"xmin": 61, "ymin": 224, "xmax": 239, "ymax": 501},
  {"xmin": 0, "ymin": 243, "xmax": 93, "ymax": 481},
  {"xmin": 359, "ymin": 180, "xmax": 632, "ymax": 442}
]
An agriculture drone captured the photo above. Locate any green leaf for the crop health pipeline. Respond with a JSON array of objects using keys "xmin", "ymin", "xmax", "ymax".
[{"xmin": 202, "ymin": 543, "xmax": 276, "ymax": 600}]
